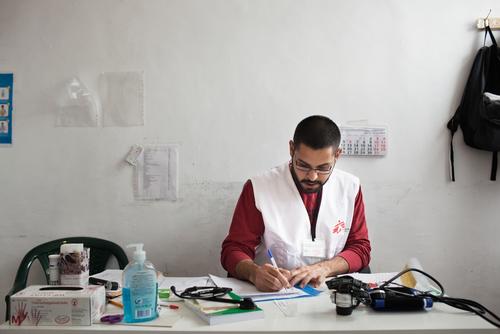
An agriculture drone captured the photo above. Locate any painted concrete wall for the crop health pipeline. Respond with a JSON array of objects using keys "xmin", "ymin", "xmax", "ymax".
[{"xmin": 1, "ymin": 0, "xmax": 499, "ymax": 318}]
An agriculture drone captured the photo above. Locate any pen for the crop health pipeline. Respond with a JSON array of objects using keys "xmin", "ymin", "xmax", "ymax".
[
  {"xmin": 267, "ymin": 249, "xmax": 290, "ymax": 290},
  {"xmin": 164, "ymin": 304, "xmax": 179, "ymax": 310},
  {"xmin": 267, "ymin": 249, "xmax": 279, "ymax": 268},
  {"xmin": 108, "ymin": 299, "xmax": 123, "ymax": 309}
]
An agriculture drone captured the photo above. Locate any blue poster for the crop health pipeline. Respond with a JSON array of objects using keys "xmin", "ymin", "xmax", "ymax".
[{"xmin": 0, "ymin": 73, "xmax": 13, "ymax": 145}]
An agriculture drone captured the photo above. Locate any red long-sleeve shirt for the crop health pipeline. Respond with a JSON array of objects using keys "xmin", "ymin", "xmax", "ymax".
[{"xmin": 221, "ymin": 180, "xmax": 371, "ymax": 277}]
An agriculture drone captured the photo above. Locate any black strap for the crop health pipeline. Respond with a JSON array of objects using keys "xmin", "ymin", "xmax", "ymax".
[
  {"xmin": 447, "ymin": 117, "xmax": 458, "ymax": 182},
  {"xmin": 450, "ymin": 140, "xmax": 456, "ymax": 182},
  {"xmin": 310, "ymin": 188, "xmax": 322, "ymax": 241},
  {"xmin": 484, "ymin": 27, "xmax": 497, "ymax": 181},
  {"xmin": 484, "ymin": 26, "xmax": 497, "ymax": 47},
  {"xmin": 490, "ymin": 152, "xmax": 498, "ymax": 181}
]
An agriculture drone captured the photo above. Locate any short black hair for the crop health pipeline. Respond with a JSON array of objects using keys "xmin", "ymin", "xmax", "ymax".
[{"xmin": 293, "ymin": 115, "xmax": 341, "ymax": 149}]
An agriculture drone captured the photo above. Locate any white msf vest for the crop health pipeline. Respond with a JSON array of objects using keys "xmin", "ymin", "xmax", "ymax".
[{"xmin": 251, "ymin": 163, "xmax": 360, "ymax": 270}]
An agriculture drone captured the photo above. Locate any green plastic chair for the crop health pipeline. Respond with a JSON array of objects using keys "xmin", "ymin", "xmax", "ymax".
[
  {"xmin": 4, "ymin": 236, "xmax": 128, "ymax": 321},
  {"xmin": 360, "ymin": 266, "xmax": 371, "ymax": 274}
]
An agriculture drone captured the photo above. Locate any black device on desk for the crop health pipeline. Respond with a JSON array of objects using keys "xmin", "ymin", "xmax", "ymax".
[
  {"xmin": 369, "ymin": 286, "xmax": 433, "ymax": 311},
  {"xmin": 326, "ymin": 268, "xmax": 500, "ymax": 329},
  {"xmin": 327, "ymin": 274, "xmax": 432, "ymax": 315},
  {"xmin": 88, "ymin": 277, "xmax": 119, "ymax": 290}
]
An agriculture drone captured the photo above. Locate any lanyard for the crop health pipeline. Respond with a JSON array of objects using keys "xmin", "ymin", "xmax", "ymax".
[{"xmin": 310, "ymin": 188, "xmax": 322, "ymax": 242}]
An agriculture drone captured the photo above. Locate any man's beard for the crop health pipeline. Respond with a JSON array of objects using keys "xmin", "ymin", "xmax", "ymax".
[
  {"xmin": 290, "ymin": 166, "xmax": 328, "ymax": 194},
  {"xmin": 300, "ymin": 180, "xmax": 323, "ymax": 193}
]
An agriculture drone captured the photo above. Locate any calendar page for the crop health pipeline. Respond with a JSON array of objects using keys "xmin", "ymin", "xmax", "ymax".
[{"xmin": 340, "ymin": 126, "xmax": 387, "ymax": 156}]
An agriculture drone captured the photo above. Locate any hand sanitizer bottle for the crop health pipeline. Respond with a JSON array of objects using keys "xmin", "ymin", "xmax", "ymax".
[{"xmin": 122, "ymin": 243, "xmax": 158, "ymax": 323}]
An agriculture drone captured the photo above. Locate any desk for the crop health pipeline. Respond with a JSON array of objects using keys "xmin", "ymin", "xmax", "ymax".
[{"xmin": 0, "ymin": 293, "xmax": 497, "ymax": 334}]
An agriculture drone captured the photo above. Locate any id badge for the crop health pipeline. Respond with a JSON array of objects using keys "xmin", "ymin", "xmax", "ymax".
[{"xmin": 302, "ymin": 239, "xmax": 326, "ymax": 258}]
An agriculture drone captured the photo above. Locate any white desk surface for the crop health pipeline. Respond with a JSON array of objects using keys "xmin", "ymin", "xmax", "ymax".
[{"xmin": 0, "ymin": 293, "xmax": 497, "ymax": 334}]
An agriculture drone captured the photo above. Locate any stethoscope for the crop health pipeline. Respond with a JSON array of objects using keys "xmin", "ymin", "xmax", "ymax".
[{"xmin": 170, "ymin": 286, "xmax": 256, "ymax": 310}]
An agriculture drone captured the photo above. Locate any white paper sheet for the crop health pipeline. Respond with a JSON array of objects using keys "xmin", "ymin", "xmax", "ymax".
[
  {"xmin": 134, "ymin": 145, "xmax": 178, "ymax": 201},
  {"xmin": 90, "ymin": 269, "xmax": 123, "ymax": 286},
  {"xmin": 158, "ymin": 276, "xmax": 213, "ymax": 302},
  {"xmin": 90, "ymin": 271, "xmax": 211, "ymax": 293},
  {"xmin": 159, "ymin": 276, "xmax": 213, "ymax": 291},
  {"xmin": 339, "ymin": 272, "xmax": 401, "ymax": 286},
  {"xmin": 403, "ymin": 257, "xmax": 440, "ymax": 293},
  {"xmin": 208, "ymin": 275, "xmax": 310, "ymax": 301}
]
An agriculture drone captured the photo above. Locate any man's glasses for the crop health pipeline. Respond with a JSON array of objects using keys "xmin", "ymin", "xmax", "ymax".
[{"xmin": 293, "ymin": 157, "xmax": 335, "ymax": 175}]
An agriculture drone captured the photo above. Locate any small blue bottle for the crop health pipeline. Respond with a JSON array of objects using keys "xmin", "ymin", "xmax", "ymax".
[{"xmin": 122, "ymin": 244, "xmax": 158, "ymax": 323}]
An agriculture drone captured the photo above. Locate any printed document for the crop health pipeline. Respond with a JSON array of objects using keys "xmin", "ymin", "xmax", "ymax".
[
  {"xmin": 209, "ymin": 274, "xmax": 318, "ymax": 302},
  {"xmin": 135, "ymin": 145, "xmax": 178, "ymax": 201}
]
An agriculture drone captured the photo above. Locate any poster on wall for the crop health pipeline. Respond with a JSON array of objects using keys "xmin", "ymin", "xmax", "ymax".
[{"xmin": 0, "ymin": 73, "xmax": 13, "ymax": 145}]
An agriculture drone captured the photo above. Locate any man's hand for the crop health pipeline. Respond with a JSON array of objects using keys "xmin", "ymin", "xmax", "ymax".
[
  {"xmin": 289, "ymin": 263, "xmax": 330, "ymax": 288},
  {"xmin": 290, "ymin": 256, "xmax": 349, "ymax": 288},
  {"xmin": 251, "ymin": 264, "xmax": 291, "ymax": 292},
  {"xmin": 235, "ymin": 260, "xmax": 291, "ymax": 292}
]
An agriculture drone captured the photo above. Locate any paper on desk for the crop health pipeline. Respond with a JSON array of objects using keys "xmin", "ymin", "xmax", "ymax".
[
  {"xmin": 402, "ymin": 257, "xmax": 440, "ymax": 294},
  {"xmin": 339, "ymin": 272, "xmax": 401, "ymax": 286},
  {"xmin": 340, "ymin": 259, "xmax": 438, "ymax": 292},
  {"xmin": 208, "ymin": 274, "xmax": 318, "ymax": 302},
  {"xmin": 91, "ymin": 269, "xmax": 123, "ymax": 286},
  {"xmin": 158, "ymin": 276, "xmax": 213, "ymax": 302},
  {"xmin": 159, "ymin": 276, "xmax": 212, "ymax": 291},
  {"xmin": 89, "ymin": 272, "xmax": 211, "ymax": 291},
  {"xmin": 345, "ymin": 259, "xmax": 439, "ymax": 292}
]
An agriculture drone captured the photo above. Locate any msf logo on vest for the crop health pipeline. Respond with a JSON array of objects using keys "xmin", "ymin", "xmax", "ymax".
[{"xmin": 332, "ymin": 220, "xmax": 346, "ymax": 234}]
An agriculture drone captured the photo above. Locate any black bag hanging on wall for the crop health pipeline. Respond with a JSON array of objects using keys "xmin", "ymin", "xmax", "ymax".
[{"xmin": 447, "ymin": 26, "xmax": 500, "ymax": 181}]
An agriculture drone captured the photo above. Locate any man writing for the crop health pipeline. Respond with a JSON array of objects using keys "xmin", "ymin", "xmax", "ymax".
[{"xmin": 221, "ymin": 115, "xmax": 370, "ymax": 291}]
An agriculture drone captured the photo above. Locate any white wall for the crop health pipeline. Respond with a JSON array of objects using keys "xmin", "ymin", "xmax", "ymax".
[{"xmin": 1, "ymin": 0, "xmax": 499, "ymax": 318}]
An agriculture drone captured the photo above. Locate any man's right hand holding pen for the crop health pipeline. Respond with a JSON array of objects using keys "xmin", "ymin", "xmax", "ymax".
[
  {"xmin": 234, "ymin": 249, "xmax": 291, "ymax": 292},
  {"xmin": 236, "ymin": 260, "xmax": 291, "ymax": 292}
]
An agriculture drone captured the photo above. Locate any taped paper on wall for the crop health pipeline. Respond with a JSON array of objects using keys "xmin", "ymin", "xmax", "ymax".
[
  {"xmin": 125, "ymin": 145, "xmax": 144, "ymax": 166},
  {"xmin": 134, "ymin": 145, "xmax": 178, "ymax": 201},
  {"xmin": 100, "ymin": 71, "xmax": 144, "ymax": 127},
  {"xmin": 56, "ymin": 77, "xmax": 98, "ymax": 127}
]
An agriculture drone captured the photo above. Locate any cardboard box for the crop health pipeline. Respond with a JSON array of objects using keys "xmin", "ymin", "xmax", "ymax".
[{"xmin": 9, "ymin": 285, "xmax": 105, "ymax": 326}]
